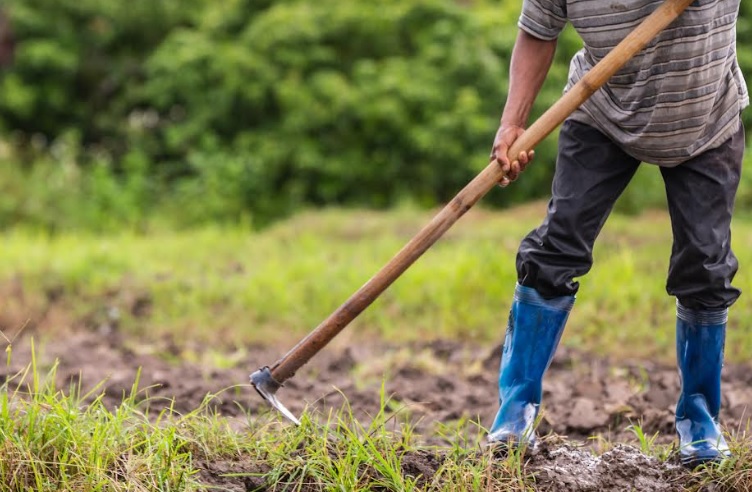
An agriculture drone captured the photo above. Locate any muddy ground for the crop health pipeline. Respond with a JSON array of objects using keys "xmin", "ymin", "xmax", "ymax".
[{"xmin": 1, "ymin": 329, "xmax": 750, "ymax": 491}]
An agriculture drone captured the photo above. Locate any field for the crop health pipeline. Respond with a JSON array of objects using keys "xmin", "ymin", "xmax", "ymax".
[{"xmin": 1, "ymin": 203, "xmax": 751, "ymax": 491}]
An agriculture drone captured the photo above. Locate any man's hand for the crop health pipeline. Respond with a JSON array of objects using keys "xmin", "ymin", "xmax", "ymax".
[
  {"xmin": 490, "ymin": 30, "xmax": 555, "ymax": 187},
  {"xmin": 490, "ymin": 124, "xmax": 534, "ymax": 187}
]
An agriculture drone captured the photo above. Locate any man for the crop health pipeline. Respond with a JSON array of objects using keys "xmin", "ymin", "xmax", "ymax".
[{"xmin": 487, "ymin": 0, "xmax": 747, "ymax": 467}]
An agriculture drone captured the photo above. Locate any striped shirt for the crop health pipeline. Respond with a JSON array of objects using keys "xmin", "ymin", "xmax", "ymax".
[{"xmin": 519, "ymin": 0, "xmax": 749, "ymax": 166}]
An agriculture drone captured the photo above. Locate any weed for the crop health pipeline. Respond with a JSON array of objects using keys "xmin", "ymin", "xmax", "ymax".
[{"xmin": 626, "ymin": 420, "xmax": 674, "ymax": 461}]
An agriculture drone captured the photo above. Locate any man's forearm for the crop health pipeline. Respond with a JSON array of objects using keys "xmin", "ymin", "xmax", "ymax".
[{"xmin": 501, "ymin": 31, "xmax": 558, "ymax": 128}]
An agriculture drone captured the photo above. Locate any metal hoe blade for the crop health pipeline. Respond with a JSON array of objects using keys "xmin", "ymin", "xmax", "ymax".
[{"xmin": 250, "ymin": 367, "xmax": 301, "ymax": 426}]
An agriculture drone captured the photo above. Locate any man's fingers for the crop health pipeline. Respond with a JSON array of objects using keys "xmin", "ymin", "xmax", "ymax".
[
  {"xmin": 506, "ymin": 160, "xmax": 520, "ymax": 182},
  {"xmin": 492, "ymin": 126, "xmax": 532, "ymax": 187},
  {"xmin": 492, "ymin": 148, "xmax": 512, "ymax": 172},
  {"xmin": 491, "ymin": 134, "xmax": 531, "ymax": 185},
  {"xmin": 496, "ymin": 156, "xmax": 521, "ymax": 187},
  {"xmin": 496, "ymin": 156, "xmax": 515, "ymax": 187}
]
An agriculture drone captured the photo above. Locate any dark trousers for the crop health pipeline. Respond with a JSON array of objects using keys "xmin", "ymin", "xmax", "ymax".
[{"xmin": 517, "ymin": 119, "xmax": 745, "ymax": 310}]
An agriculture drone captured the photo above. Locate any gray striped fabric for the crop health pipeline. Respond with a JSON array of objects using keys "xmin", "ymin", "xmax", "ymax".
[{"xmin": 519, "ymin": 0, "xmax": 749, "ymax": 166}]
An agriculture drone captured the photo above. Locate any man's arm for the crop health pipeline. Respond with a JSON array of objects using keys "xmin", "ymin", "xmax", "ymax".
[{"xmin": 491, "ymin": 30, "xmax": 557, "ymax": 186}]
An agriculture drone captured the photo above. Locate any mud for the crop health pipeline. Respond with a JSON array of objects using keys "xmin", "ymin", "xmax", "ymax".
[
  {"xmin": 1, "ymin": 330, "xmax": 750, "ymax": 490},
  {"xmin": 528, "ymin": 441, "xmax": 686, "ymax": 492}
]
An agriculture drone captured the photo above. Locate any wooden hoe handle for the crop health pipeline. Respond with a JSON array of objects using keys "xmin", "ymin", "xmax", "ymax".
[{"xmin": 267, "ymin": 0, "xmax": 695, "ymax": 384}]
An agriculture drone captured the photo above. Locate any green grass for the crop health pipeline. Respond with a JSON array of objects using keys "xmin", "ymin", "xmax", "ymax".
[
  {"xmin": 2, "ymin": 204, "xmax": 752, "ymax": 489},
  {"xmin": 0, "ymin": 342, "xmax": 538, "ymax": 491},
  {"xmin": 0, "ymin": 342, "xmax": 196, "ymax": 490},
  {"xmin": 1, "ymin": 204, "xmax": 752, "ymax": 363},
  {"xmin": 3, "ymin": 355, "xmax": 749, "ymax": 491}
]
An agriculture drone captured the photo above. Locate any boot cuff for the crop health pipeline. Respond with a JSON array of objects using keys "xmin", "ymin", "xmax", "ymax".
[
  {"xmin": 676, "ymin": 301, "xmax": 728, "ymax": 326},
  {"xmin": 515, "ymin": 284, "xmax": 575, "ymax": 312}
]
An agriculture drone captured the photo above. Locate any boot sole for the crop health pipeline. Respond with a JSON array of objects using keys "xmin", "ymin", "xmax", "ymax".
[
  {"xmin": 485, "ymin": 439, "xmax": 536, "ymax": 459},
  {"xmin": 681, "ymin": 451, "xmax": 730, "ymax": 469}
]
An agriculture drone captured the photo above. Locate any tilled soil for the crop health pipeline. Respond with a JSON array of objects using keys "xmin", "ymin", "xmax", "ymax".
[{"xmin": 1, "ymin": 331, "xmax": 750, "ymax": 491}]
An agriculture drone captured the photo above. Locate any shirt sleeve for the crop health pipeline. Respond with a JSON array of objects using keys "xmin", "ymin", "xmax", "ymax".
[{"xmin": 518, "ymin": 0, "xmax": 567, "ymax": 41}]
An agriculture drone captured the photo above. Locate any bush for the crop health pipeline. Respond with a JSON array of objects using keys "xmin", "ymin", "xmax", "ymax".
[{"xmin": 0, "ymin": 0, "xmax": 748, "ymax": 230}]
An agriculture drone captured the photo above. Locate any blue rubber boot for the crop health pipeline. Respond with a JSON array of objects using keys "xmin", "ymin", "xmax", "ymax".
[
  {"xmin": 488, "ymin": 284, "xmax": 575, "ymax": 448},
  {"xmin": 675, "ymin": 302, "xmax": 731, "ymax": 467}
]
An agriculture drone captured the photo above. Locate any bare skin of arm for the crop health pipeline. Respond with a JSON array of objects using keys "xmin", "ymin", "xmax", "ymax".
[{"xmin": 491, "ymin": 30, "xmax": 557, "ymax": 186}]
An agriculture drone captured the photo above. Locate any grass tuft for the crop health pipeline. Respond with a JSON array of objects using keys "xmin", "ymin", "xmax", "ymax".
[
  {"xmin": 0, "ymin": 343, "xmax": 198, "ymax": 491},
  {"xmin": 687, "ymin": 425, "xmax": 752, "ymax": 491}
]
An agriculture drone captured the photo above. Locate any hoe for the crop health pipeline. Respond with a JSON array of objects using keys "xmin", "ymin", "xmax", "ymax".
[{"xmin": 251, "ymin": 0, "xmax": 696, "ymax": 425}]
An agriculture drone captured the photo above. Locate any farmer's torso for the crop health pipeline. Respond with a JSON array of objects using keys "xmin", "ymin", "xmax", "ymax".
[{"xmin": 519, "ymin": 0, "xmax": 748, "ymax": 165}]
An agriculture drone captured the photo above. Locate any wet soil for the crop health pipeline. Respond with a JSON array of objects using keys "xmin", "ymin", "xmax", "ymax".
[{"xmin": 1, "ymin": 331, "xmax": 750, "ymax": 491}]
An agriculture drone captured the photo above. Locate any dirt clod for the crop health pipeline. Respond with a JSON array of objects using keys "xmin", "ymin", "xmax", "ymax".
[{"xmin": 530, "ymin": 443, "xmax": 684, "ymax": 491}]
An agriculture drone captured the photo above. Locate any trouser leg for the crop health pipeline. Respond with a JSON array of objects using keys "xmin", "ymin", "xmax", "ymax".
[
  {"xmin": 516, "ymin": 120, "xmax": 640, "ymax": 297},
  {"xmin": 660, "ymin": 120, "xmax": 745, "ymax": 309}
]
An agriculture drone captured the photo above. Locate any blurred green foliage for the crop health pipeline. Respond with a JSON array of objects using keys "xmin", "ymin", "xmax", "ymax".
[{"xmin": 0, "ymin": 0, "xmax": 749, "ymax": 230}]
